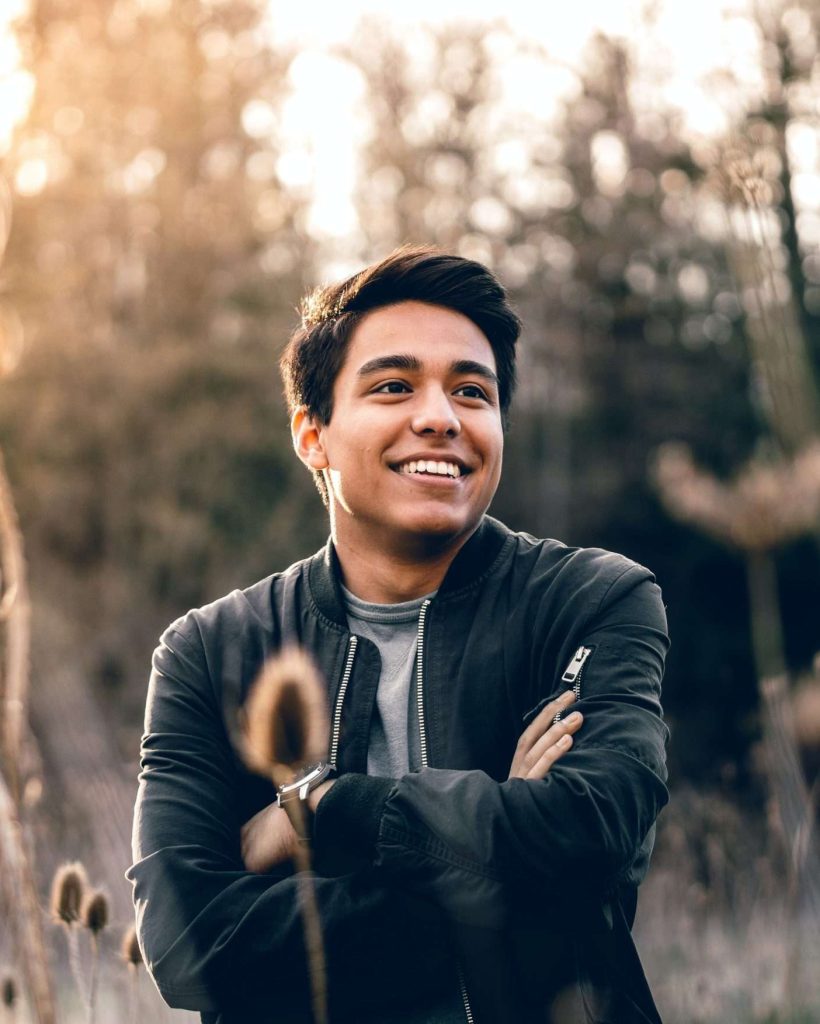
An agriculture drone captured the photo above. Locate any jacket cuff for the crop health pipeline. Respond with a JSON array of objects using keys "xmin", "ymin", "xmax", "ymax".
[{"xmin": 313, "ymin": 773, "xmax": 395, "ymax": 876}]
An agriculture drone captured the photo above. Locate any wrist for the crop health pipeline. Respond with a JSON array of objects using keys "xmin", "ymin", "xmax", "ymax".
[{"xmin": 307, "ymin": 778, "xmax": 335, "ymax": 814}]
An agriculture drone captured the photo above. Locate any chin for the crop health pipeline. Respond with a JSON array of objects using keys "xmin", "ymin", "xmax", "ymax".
[{"xmin": 397, "ymin": 508, "xmax": 477, "ymax": 543}]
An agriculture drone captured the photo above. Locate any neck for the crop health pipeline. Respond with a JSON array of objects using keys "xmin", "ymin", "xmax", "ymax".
[{"xmin": 331, "ymin": 522, "xmax": 477, "ymax": 604}]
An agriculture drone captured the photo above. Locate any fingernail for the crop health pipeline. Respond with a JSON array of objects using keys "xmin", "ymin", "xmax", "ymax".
[
  {"xmin": 566, "ymin": 711, "xmax": 582, "ymax": 724},
  {"xmin": 562, "ymin": 690, "xmax": 575, "ymax": 702},
  {"xmin": 559, "ymin": 734, "xmax": 572, "ymax": 748}
]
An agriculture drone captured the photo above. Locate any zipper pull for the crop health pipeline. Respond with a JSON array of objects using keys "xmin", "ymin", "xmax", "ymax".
[
  {"xmin": 562, "ymin": 646, "xmax": 592, "ymax": 684},
  {"xmin": 554, "ymin": 646, "xmax": 592, "ymax": 723}
]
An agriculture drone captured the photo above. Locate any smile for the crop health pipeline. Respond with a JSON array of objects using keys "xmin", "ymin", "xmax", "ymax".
[{"xmin": 394, "ymin": 460, "xmax": 463, "ymax": 479}]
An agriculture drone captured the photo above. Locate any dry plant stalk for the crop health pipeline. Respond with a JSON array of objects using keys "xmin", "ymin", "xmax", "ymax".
[
  {"xmin": 0, "ymin": 174, "xmax": 53, "ymax": 1023},
  {"xmin": 121, "ymin": 925, "xmax": 143, "ymax": 1024},
  {"xmin": 0, "ymin": 448, "xmax": 30, "ymax": 808},
  {"xmin": 243, "ymin": 648, "xmax": 330, "ymax": 1024},
  {"xmin": 709, "ymin": 135, "xmax": 820, "ymax": 451},
  {"xmin": 50, "ymin": 861, "xmax": 89, "ymax": 1010},
  {"xmin": 0, "ymin": 771, "xmax": 56, "ymax": 1023},
  {"xmin": 759, "ymin": 675, "xmax": 820, "ymax": 905},
  {"xmin": 82, "ymin": 889, "xmax": 109, "ymax": 1024}
]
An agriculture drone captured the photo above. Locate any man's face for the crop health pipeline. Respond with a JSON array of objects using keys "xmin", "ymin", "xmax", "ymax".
[{"xmin": 297, "ymin": 300, "xmax": 504, "ymax": 554}]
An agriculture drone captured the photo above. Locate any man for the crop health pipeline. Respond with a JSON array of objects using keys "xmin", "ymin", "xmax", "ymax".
[{"xmin": 128, "ymin": 246, "xmax": 669, "ymax": 1023}]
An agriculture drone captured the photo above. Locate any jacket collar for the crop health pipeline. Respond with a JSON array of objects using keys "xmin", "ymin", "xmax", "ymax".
[{"xmin": 307, "ymin": 515, "xmax": 511, "ymax": 628}]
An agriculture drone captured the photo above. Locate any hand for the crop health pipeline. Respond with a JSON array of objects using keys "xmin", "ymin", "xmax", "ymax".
[
  {"xmin": 240, "ymin": 780, "xmax": 337, "ymax": 874},
  {"xmin": 508, "ymin": 691, "xmax": 583, "ymax": 781},
  {"xmin": 241, "ymin": 802, "xmax": 300, "ymax": 874}
]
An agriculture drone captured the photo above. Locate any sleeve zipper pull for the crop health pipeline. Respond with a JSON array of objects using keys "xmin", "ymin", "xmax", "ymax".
[
  {"xmin": 554, "ymin": 646, "xmax": 593, "ymax": 723},
  {"xmin": 561, "ymin": 645, "xmax": 592, "ymax": 684}
]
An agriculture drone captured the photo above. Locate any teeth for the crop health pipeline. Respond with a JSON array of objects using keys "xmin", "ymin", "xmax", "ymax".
[{"xmin": 399, "ymin": 460, "xmax": 462, "ymax": 478}]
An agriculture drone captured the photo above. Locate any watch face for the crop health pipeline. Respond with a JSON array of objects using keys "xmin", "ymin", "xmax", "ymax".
[{"xmin": 277, "ymin": 762, "xmax": 330, "ymax": 804}]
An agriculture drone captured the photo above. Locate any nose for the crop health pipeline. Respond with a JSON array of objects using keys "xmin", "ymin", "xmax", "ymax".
[{"xmin": 411, "ymin": 386, "xmax": 461, "ymax": 437}]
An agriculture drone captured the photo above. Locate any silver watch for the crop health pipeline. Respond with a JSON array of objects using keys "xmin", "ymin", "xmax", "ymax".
[{"xmin": 276, "ymin": 762, "xmax": 335, "ymax": 806}]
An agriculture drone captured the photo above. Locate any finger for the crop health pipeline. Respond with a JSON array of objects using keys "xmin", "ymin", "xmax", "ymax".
[
  {"xmin": 508, "ymin": 711, "xmax": 583, "ymax": 780},
  {"xmin": 509, "ymin": 694, "xmax": 578, "ymax": 779},
  {"xmin": 525, "ymin": 732, "xmax": 574, "ymax": 780},
  {"xmin": 516, "ymin": 690, "xmax": 576, "ymax": 753},
  {"xmin": 524, "ymin": 710, "xmax": 584, "ymax": 770}
]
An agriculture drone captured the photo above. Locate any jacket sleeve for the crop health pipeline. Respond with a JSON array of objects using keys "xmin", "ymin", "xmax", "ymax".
[
  {"xmin": 313, "ymin": 563, "xmax": 669, "ymax": 927},
  {"xmin": 126, "ymin": 627, "xmax": 453, "ymax": 1016}
]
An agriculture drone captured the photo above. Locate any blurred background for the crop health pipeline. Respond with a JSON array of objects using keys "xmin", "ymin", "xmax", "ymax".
[{"xmin": 0, "ymin": 0, "xmax": 819, "ymax": 1020}]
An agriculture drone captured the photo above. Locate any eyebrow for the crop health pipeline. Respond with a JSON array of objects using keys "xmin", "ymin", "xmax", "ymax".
[{"xmin": 356, "ymin": 354, "xmax": 499, "ymax": 389}]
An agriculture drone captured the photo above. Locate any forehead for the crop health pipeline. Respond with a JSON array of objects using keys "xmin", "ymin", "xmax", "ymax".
[{"xmin": 343, "ymin": 300, "xmax": 496, "ymax": 372}]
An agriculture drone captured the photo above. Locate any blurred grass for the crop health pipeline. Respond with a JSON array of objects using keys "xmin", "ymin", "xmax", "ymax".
[
  {"xmin": 637, "ymin": 787, "xmax": 820, "ymax": 1024},
  {"xmin": 2, "ymin": 788, "xmax": 819, "ymax": 1022}
]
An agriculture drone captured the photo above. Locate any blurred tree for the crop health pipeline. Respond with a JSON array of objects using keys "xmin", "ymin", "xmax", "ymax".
[
  {"xmin": 0, "ymin": 0, "xmax": 327, "ymax": 903},
  {"xmin": 6, "ymin": 0, "xmax": 308, "ymax": 350},
  {"xmin": 753, "ymin": 1, "xmax": 820, "ymax": 387},
  {"xmin": 0, "ymin": 0, "xmax": 324, "ymax": 673},
  {"xmin": 648, "ymin": 4, "xmax": 820, "ymax": 927}
]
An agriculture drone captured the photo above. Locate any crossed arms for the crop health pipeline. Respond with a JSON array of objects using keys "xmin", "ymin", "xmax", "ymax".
[
  {"xmin": 241, "ymin": 688, "xmax": 583, "ymax": 874},
  {"xmin": 127, "ymin": 569, "xmax": 668, "ymax": 1018}
]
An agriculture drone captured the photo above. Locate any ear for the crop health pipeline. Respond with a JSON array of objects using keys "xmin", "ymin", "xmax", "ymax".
[{"xmin": 292, "ymin": 407, "xmax": 329, "ymax": 471}]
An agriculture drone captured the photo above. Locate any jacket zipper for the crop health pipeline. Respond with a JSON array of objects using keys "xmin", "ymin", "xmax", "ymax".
[
  {"xmin": 553, "ymin": 645, "xmax": 592, "ymax": 723},
  {"xmin": 329, "ymin": 635, "xmax": 358, "ymax": 769},
  {"xmin": 415, "ymin": 599, "xmax": 432, "ymax": 767},
  {"xmin": 415, "ymin": 599, "xmax": 475, "ymax": 1024},
  {"xmin": 457, "ymin": 964, "xmax": 475, "ymax": 1024}
]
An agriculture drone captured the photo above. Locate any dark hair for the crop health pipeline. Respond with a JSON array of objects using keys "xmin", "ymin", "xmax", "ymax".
[{"xmin": 280, "ymin": 244, "xmax": 521, "ymax": 499}]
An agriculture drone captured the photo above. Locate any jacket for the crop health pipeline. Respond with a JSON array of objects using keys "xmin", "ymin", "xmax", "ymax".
[{"xmin": 127, "ymin": 515, "xmax": 670, "ymax": 1023}]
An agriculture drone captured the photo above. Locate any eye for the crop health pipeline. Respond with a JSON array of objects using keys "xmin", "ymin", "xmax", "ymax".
[
  {"xmin": 373, "ymin": 380, "xmax": 411, "ymax": 395},
  {"xmin": 454, "ymin": 383, "xmax": 490, "ymax": 401}
]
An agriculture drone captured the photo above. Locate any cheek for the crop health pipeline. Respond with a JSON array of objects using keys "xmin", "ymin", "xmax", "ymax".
[{"xmin": 484, "ymin": 427, "xmax": 504, "ymax": 477}]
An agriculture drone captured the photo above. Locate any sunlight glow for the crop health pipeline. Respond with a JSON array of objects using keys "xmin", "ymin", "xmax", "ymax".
[
  {"xmin": 591, "ymin": 132, "xmax": 629, "ymax": 198},
  {"xmin": 0, "ymin": 2, "xmax": 31, "ymax": 157},
  {"xmin": 266, "ymin": 0, "xmax": 767, "ymax": 236},
  {"xmin": 14, "ymin": 156, "xmax": 47, "ymax": 196},
  {"xmin": 2, "ymin": 0, "xmax": 813, "ymax": 246},
  {"xmin": 279, "ymin": 51, "xmax": 368, "ymax": 238}
]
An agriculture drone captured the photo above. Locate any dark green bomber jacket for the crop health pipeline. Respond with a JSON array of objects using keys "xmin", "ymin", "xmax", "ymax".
[{"xmin": 127, "ymin": 515, "xmax": 670, "ymax": 1024}]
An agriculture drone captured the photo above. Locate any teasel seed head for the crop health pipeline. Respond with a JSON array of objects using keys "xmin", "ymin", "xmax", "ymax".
[
  {"xmin": 121, "ymin": 924, "xmax": 143, "ymax": 969},
  {"xmin": 653, "ymin": 441, "xmax": 820, "ymax": 552},
  {"xmin": 81, "ymin": 889, "xmax": 109, "ymax": 935},
  {"xmin": 1, "ymin": 973, "xmax": 16, "ymax": 1008},
  {"xmin": 50, "ymin": 861, "xmax": 88, "ymax": 927},
  {"xmin": 242, "ymin": 647, "xmax": 329, "ymax": 779}
]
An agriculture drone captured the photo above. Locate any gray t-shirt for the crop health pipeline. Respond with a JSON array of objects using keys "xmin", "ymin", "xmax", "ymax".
[
  {"xmin": 342, "ymin": 585, "xmax": 429, "ymax": 778},
  {"xmin": 342, "ymin": 586, "xmax": 466, "ymax": 1024}
]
